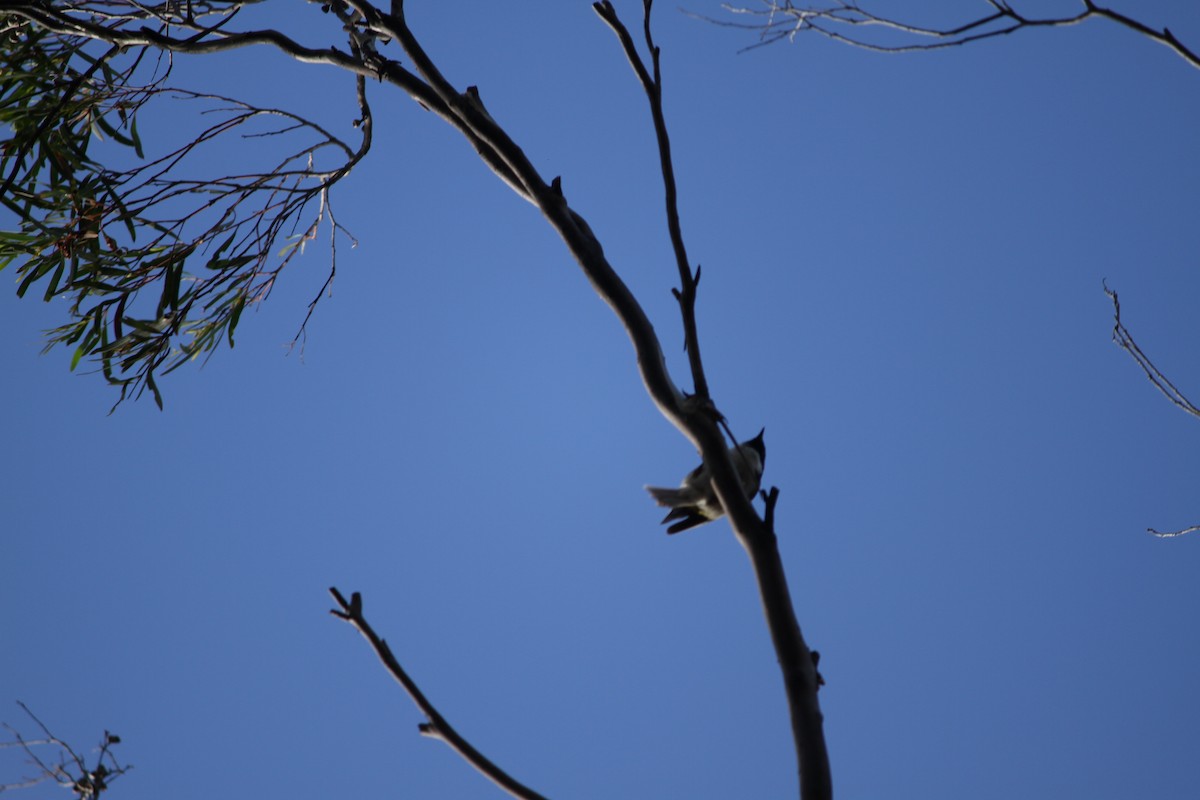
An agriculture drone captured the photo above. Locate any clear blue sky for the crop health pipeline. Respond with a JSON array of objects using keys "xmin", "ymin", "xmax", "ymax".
[{"xmin": 3, "ymin": 2, "xmax": 1199, "ymax": 798}]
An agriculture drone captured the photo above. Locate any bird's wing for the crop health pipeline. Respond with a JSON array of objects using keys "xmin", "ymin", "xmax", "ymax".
[{"xmin": 666, "ymin": 513, "xmax": 711, "ymax": 534}]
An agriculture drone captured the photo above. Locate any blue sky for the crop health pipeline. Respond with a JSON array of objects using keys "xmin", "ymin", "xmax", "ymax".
[{"xmin": 3, "ymin": 2, "xmax": 1199, "ymax": 798}]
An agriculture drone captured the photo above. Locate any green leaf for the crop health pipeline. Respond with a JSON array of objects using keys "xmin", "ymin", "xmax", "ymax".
[
  {"xmin": 227, "ymin": 294, "xmax": 246, "ymax": 348},
  {"xmin": 129, "ymin": 115, "xmax": 143, "ymax": 159},
  {"xmin": 70, "ymin": 342, "xmax": 86, "ymax": 371},
  {"xmin": 16, "ymin": 255, "xmax": 55, "ymax": 297},
  {"xmin": 206, "ymin": 254, "xmax": 255, "ymax": 271},
  {"xmin": 159, "ymin": 256, "xmax": 183, "ymax": 315},
  {"xmin": 145, "ymin": 369, "xmax": 163, "ymax": 410},
  {"xmin": 42, "ymin": 259, "xmax": 65, "ymax": 300}
]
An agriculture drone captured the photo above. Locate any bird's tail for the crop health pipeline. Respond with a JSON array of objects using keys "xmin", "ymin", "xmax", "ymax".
[{"xmin": 645, "ymin": 485, "xmax": 696, "ymax": 508}]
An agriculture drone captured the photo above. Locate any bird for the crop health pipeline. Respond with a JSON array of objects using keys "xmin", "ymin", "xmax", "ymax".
[{"xmin": 645, "ymin": 428, "xmax": 765, "ymax": 534}]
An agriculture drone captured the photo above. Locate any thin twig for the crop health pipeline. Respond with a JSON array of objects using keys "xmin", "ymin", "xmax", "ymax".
[
  {"xmin": 328, "ymin": 588, "xmax": 549, "ymax": 800},
  {"xmin": 1103, "ymin": 283, "xmax": 1200, "ymax": 539},
  {"xmin": 1104, "ymin": 281, "xmax": 1200, "ymax": 419},
  {"xmin": 593, "ymin": 0, "xmax": 710, "ymax": 400},
  {"xmin": 1148, "ymin": 524, "xmax": 1200, "ymax": 538},
  {"xmin": 2, "ymin": 703, "xmax": 130, "ymax": 798}
]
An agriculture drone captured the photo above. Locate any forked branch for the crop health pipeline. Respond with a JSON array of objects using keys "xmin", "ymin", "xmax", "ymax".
[{"xmin": 594, "ymin": 6, "xmax": 830, "ymax": 799}]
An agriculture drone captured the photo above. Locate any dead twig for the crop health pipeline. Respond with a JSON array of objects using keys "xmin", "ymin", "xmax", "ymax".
[{"xmin": 327, "ymin": 588, "xmax": 548, "ymax": 800}]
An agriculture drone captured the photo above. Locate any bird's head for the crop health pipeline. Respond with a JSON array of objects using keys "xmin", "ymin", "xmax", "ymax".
[{"xmin": 744, "ymin": 428, "xmax": 766, "ymax": 464}]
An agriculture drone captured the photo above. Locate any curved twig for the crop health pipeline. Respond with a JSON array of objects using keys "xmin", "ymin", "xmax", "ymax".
[
  {"xmin": 1148, "ymin": 524, "xmax": 1200, "ymax": 538},
  {"xmin": 1104, "ymin": 282, "xmax": 1200, "ymax": 419},
  {"xmin": 1103, "ymin": 283, "xmax": 1200, "ymax": 539},
  {"xmin": 328, "ymin": 588, "xmax": 549, "ymax": 800}
]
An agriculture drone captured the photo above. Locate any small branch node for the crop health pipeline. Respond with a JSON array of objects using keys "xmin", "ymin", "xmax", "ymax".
[{"xmin": 762, "ymin": 485, "xmax": 781, "ymax": 532}]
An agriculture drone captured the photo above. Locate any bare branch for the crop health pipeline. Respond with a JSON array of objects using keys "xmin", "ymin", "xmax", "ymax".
[
  {"xmin": 290, "ymin": 70, "xmax": 372, "ymax": 352},
  {"xmin": 594, "ymin": 5, "xmax": 829, "ymax": 797},
  {"xmin": 593, "ymin": 1, "xmax": 711, "ymax": 401},
  {"xmin": 2, "ymin": 703, "xmax": 130, "ymax": 799},
  {"xmin": 709, "ymin": 1, "xmax": 1200, "ymax": 68},
  {"xmin": 359, "ymin": 2, "xmax": 690, "ymax": 435},
  {"xmin": 4, "ymin": 1, "xmax": 356, "ymax": 67},
  {"xmin": 1104, "ymin": 282, "xmax": 1200, "ymax": 419},
  {"xmin": 1083, "ymin": 1, "xmax": 1200, "ymax": 70},
  {"xmin": 1103, "ymin": 283, "xmax": 1200, "ymax": 539},
  {"xmin": 327, "ymin": 588, "xmax": 549, "ymax": 800},
  {"xmin": 1148, "ymin": 524, "xmax": 1200, "ymax": 538}
]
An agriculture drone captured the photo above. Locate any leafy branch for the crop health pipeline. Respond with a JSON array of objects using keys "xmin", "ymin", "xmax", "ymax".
[{"xmin": 0, "ymin": 5, "xmax": 371, "ymax": 407}]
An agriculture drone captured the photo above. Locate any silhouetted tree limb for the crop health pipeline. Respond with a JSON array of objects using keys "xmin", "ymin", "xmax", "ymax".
[
  {"xmin": 707, "ymin": 1, "xmax": 1199, "ymax": 68},
  {"xmin": 328, "ymin": 588, "xmax": 548, "ymax": 800},
  {"xmin": 1, "ymin": 703, "xmax": 130, "ymax": 799},
  {"xmin": 596, "ymin": 4, "xmax": 830, "ymax": 796},
  {"xmin": 594, "ymin": 0, "xmax": 710, "ymax": 401}
]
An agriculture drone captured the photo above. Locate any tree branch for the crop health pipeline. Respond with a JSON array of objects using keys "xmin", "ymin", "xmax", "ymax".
[
  {"xmin": 1, "ymin": 703, "xmax": 130, "ymax": 799},
  {"xmin": 1084, "ymin": 1, "xmax": 1200, "ymax": 70},
  {"xmin": 1103, "ymin": 282, "xmax": 1200, "ymax": 539},
  {"xmin": 594, "ymin": 5, "xmax": 830, "ymax": 798},
  {"xmin": 709, "ymin": 1, "xmax": 1200, "ymax": 68},
  {"xmin": 1148, "ymin": 523, "xmax": 1200, "ymax": 538},
  {"xmin": 369, "ymin": 3, "xmax": 831, "ymax": 795},
  {"xmin": 0, "ymin": 1, "xmax": 451, "ymax": 114},
  {"xmin": 1104, "ymin": 282, "xmax": 1200, "ymax": 420},
  {"xmin": 594, "ymin": 0, "xmax": 711, "ymax": 400},
  {"xmin": 327, "ymin": 588, "xmax": 548, "ymax": 800},
  {"xmin": 356, "ymin": 2, "xmax": 692, "ymax": 435}
]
